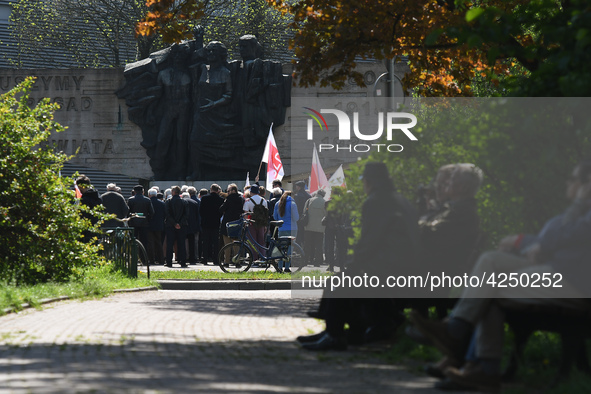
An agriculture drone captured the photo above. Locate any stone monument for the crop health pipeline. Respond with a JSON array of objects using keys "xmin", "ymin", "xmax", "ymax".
[{"xmin": 116, "ymin": 28, "xmax": 292, "ymax": 181}]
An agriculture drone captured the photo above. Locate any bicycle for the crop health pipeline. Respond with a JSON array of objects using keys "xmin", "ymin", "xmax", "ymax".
[
  {"xmin": 218, "ymin": 216, "xmax": 305, "ymax": 274},
  {"xmin": 101, "ymin": 214, "xmax": 150, "ymax": 277}
]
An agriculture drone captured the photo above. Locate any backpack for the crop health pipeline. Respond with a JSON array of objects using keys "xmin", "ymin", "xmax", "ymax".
[{"xmin": 251, "ymin": 198, "xmax": 269, "ymax": 228}]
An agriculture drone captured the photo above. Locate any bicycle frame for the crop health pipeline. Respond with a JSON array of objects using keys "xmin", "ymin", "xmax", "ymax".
[{"xmin": 237, "ymin": 219, "xmax": 285, "ymax": 263}]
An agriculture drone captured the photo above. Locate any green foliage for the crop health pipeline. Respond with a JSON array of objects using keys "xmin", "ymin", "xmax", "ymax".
[
  {"xmin": 8, "ymin": 0, "xmax": 165, "ymax": 68},
  {"xmin": 197, "ymin": 0, "xmax": 294, "ymax": 60},
  {"xmin": 0, "ymin": 78, "xmax": 106, "ymax": 285},
  {"xmin": 329, "ymin": 98, "xmax": 591, "ymax": 246},
  {"xmin": 453, "ymin": 0, "xmax": 591, "ymax": 96}
]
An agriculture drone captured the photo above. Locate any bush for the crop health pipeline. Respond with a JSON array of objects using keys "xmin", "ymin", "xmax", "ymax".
[{"xmin": 0, "ymin": 78, "xmax": 106, "ymax": 285}]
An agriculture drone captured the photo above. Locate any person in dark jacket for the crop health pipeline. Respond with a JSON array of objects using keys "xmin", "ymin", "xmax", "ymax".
[
  {"xmin": 165, "ymin": 186, "xmax": 189, "ymax": 267},
  {"xmin": 293, "ymin": 181, "xmax": 311, "ymax": 245},
  {"xmin": 76, "ymin": 174, "xmax": 103, "ymax": 242},
  {"xmin": 148, "ymin": 188, "xmax": 166, "ymax": 265},
  {"xmin": 418, "ymin": 164, "xmax": 482, "ymax": 286},
  {"xmin": 100, "ymin": 183, "xmax": 128, "ymax": 228},
  {"xmin": 183, "ymin": 191, "xmax": 201, "ymax": 264},
  {"xmin": 219, "ymin": 183, "xmax": 245, "ymax": 262},
  {"xmin": 323, "ymin": 186, "xmax": 352, "ymax": 272},
  {"xmin": 299, "ymin": 162, "xmax": 419, "ymax": 351},
  {"xmin": 128, "ymin": 185, "xmax": 155, "ymax": 252},
  {"xmin": 199, "ymin": 184, "xmax": 224, "ymax": 264},
  {"xmin": 267, "ymin": 187, "xmax": 283, "ymax": 236}
]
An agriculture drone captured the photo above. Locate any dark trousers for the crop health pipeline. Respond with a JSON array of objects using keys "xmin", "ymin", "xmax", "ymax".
[
  {"xmin": 304, "ymin": 231, "xmax": 324, "ymax": 265},
  {"xmin": 186, "ymin": 232, "xmax": 198, "ymax": 263},
  {"xmin": 147, "ymin": 230, "xmax": 164, "ymax": 264},
  {"xmin": 198, "ymin": 231, "xmax": 204, "ymax": 261},
  {"xmin": 166, "ymin": 226, "xmax": 187, "ymax": 265},
  {"xmin": 324, "ymin": 298, "xmax": 367, "ymax": 338},
  {"xmin": 325, "ymin": 227, "xmax": 349, "ymax": 270},
  {"xmin": 134, "ymin": 227, "xmax": 150, "ymax": 253},
  {"xmin": 324, "ymin": 227, "xmax": 337, "ymax": 268},
  {"xmin": 202, "ymin": 227, "xmax": 219, "ymax": 264},
  {"xmin": 324, "ymin": 298, "xmax": 397, "ymax": 340}
]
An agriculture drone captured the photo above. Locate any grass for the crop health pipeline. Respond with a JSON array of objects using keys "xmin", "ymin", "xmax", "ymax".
[
  {"xmin": 150, "ymin": 269, "xmax": 330, "ymax": 280},
  {"xmin": 0, "ymin": 264, "xmax": 158, "ymax": 315}
]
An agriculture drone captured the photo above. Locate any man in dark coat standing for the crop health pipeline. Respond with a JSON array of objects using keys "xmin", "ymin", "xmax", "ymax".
[
  {"xmin": 148, "ymin": 188, "xmax": 166, "ymax": 265},
  {"xmin": 165, "ymin": 186, "xmax": 189, "ymax": 267},
  {"xmin": 100, "ymin": 183, "xmax": 129, "ymax": 228},
  {"xmin": 293, "ymin": 180, "xmax": 311, "ymax": 244},
  {"xmin": 184, "ymin": 191, "xmax": 201, "ymax": 264},
  {"xmin": 128, "ymin": 185, "xmax": 155, "ymax": 251},
  {"xmin": 199, "ymin": 184, "xmax": 224, "ymax": 265},
  {"xmin": 76, "ymin": 174, "xmax": 103, "ymax": 242}
]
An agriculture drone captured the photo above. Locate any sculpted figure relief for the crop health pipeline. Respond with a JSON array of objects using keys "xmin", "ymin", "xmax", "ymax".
[{"xmin": 117, "ymin": 30, "xmax": 291, "ymax": 181}]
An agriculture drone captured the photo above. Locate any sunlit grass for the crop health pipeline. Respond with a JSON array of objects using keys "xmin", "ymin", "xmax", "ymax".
[
  {"xmin": 1, "ymin": 265, "xmax": 157, "ymax": 314},
  {"xmin": 150, "ymin": 269, "xmax": 329, "ymax": 281}
]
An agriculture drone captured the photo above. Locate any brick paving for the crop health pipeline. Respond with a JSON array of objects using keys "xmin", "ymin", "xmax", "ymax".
[{"xmin": 0, "ymin": 290, "xmax": 447, "ymax": 393}]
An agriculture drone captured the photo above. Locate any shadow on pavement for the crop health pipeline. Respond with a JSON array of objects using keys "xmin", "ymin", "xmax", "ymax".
[
  {"xmin": 136, "ymin": 295, "xmax": 321, "ymax": 318},
  {"xmin": 0, "ymin": 338, "xmax": 439, "ymax": 393}
]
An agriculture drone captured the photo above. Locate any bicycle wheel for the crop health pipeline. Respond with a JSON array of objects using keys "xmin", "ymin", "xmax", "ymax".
[
  {"xmin": 218, "ymin": 242, "xmax": 253, "ymax": 273},
  {"xmin": 136, "ymin": 239, "xmax": 148, "ymax": 267},
  {"xmin": 281, "ymin": 241, "xmax": 305, "ymax": 273}
]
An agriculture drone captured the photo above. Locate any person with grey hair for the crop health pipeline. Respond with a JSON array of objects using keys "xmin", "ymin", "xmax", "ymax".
[
  {"xmin": 148, "ymin": 187, "xmax": 165, "ymax": 265},
  {"xmin": 302, "ymin": 188, "xmax": 327, "ymax": 266},
  {"xmin": 418, "ymin": 163, "xmax": 482, "ymax": 276},
  {"xmin": 410, "ymin": 160, "xmax": 591, "ymax": 391},
  {"xmin": 267, "ymin": 187, "xmax": 284, "ymax": 235},
  {"xmin": 188, "ymin": 186, "xmax": 199, "ymax": 202},
  {"xmin": 449, "ymin": 163, "xmax": 484, "ymax": 200},
  {"xmin": 100, "ymin": 183, "xmax": 128, "ymax": 228}
]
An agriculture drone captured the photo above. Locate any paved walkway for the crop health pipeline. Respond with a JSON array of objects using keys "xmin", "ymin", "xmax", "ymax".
[{"xmin": 0, "ymin": 290, "xmax": 448, "ymax": 393}]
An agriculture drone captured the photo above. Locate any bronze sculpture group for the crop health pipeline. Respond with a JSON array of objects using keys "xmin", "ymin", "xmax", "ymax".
[{"xmin": 117, "ymin": 29, "xmax": 291, "ymax": 180}]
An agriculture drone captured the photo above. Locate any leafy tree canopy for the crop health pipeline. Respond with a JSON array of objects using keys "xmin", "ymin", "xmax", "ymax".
[
  {"xmin": 138, "ymin": 0, "xmax": 294, "ymax": 60},
  {"xmin": 138, "ymin": 0, "xmax": 591, "ymax": 96},
  {"xmin": 9, "ymin": 0, "xmax": 164, "ymax": 68}
]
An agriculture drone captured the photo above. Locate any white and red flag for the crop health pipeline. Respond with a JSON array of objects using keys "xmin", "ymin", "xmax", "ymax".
[
  {"xmin": 261, "ymin": 126, "xmax": 284, "ymax": 191},
  {"xmin": 309, "ymin": 143, "xmax": 329, "ymax": 194},
  {"xmin": 245, "ymin": 172, "xmax": 251, "ymax": 188},
  {"xmin": 74, "ymin": 183, "xmax": 82, "ymax": 199}
]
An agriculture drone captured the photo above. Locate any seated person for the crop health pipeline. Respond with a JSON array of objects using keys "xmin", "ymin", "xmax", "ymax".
[
  {"xmin": 409, "ymin": 159, "xmax": 591, "ymax": 392},
  {"xmin": 298, "ymin": 162, "xmax": 419, "ymax": 350},
  {"xmin": 305, "ymin": 163, "xmax": 484, "ymax": 341}
]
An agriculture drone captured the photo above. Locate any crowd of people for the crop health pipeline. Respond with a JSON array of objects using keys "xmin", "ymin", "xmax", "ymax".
[
  {"xmin": 296, "ymin": 159, "xmax": 591, "ymax": 392},
  {"xmin": 73, "ymin": 176, "xmax": 350, "ymax": 272}
]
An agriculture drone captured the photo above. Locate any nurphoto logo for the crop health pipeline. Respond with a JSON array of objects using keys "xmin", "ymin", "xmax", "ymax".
[{"xmin": 304, "ymin": 107, "xmax": 418, "ymax": 153}]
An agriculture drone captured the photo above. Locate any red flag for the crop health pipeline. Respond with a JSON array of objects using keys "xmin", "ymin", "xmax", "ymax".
[
  {"xmin": 74, "ymin": 183, "xmax": 82, "ymax": 199},
  {"xmin": 261, "ymin": 126, "xmax": 284, "ymax": 191},
  {"xmin": 309, "ymin": 144, "xmax": 329, "ymax": 193}
]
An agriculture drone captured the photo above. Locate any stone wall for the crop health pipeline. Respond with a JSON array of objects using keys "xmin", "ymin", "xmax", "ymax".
[{"xmin": 0, "ymin": 68, "xmax": 151, "ymax": 179}]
